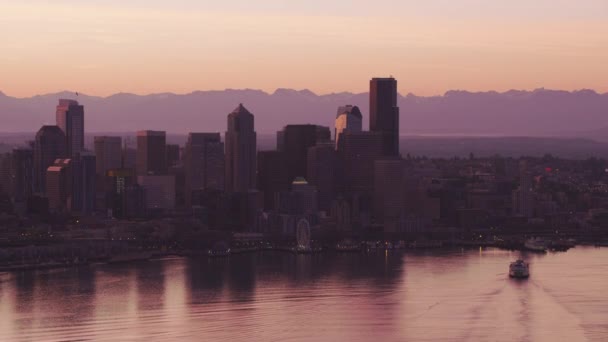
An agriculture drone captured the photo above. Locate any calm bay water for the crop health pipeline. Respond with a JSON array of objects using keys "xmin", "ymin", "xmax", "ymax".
[{"xmin": 1, "ymin": 247, "xmax": 607, "ymax": 341}]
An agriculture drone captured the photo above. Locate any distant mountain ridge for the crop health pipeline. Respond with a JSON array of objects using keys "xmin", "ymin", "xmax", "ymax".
[{"xmin": 1, "ymin": 88, "xmax": 607, "ymax": 139}]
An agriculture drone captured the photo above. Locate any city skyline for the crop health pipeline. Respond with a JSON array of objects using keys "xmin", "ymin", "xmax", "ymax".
[
  {"xmin": 1, "ymin": 1, "xmax": 607, "ymax": 97},
  {"xmin": 3, "ymin": 2, "xmax": 608, "ymax": 341}
]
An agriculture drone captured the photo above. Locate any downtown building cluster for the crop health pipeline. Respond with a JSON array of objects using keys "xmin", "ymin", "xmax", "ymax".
[
  {"xmin": 2, "ymin": 77, "xmax": 607, "ymax": 240},
  {"xmin": 0, "ymin": 78, "xmax": 407, "ymax": 236}
]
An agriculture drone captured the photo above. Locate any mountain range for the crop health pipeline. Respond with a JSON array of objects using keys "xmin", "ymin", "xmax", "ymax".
[{"xmin": 1, "ymin": 88, "xmax": 607, "ymax": 139}]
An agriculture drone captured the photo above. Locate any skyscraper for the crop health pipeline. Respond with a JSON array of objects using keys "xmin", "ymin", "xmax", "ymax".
[
  {"xmin": 307, "ymin": 143, "xmax": 336, "ymax": 212},
  {"xmin": 184, "ymin": 132, "xmax": 225, "ymax": 206},
  {"xmin": 257, "ymin": 151, "xmax": 289, "ymax": 210},
  {"xmin": 72, "ymin": 152, "xmax": 96, "ymax": 214},
  {"xmin": 137, "ymin": 175, "xmax": 176, "ymax": 211},
  {"xmin": 136, "ymin": 130, "xmax": 167, "ymax": 176},
  {"xmin": 56, "ymin": 99, "xmax": 85, "ymax": 158},
  {"xmin": 278, "ymin": 124, "xmax": 331, "ymax": 184},
  {"xmin": 94, "ymin": 136, "xmax": 122, "ymax": 209},
  {"xmin": 337, "ymin": 131, "xmax": 384, "ymax": 195},
  {"xmin": 225, "ymin": 104, "xmax": 257, "ymax": 193},
  {"xmin": 166, "ymin": 144, "xmax": 181, "ymax": 167},
  {"xmin": 46, "ymin": 159, "xmax": 72, "ymax": 212},
  {"xmin": 0, "ymin": 154, "xmax": 10, "ymax": 197},
  {"xmin": 34, "ymin": 125, "xmax": 67, "ymax": 193},
  {"xmin": 94, "ymin": 136, "xmax": 122, "ymax": 177},
  {"xmin": 291, "ymin": 177, "xmax": 318, "ymax": 214},
  {"xmin": 369, "ymin": 77, "xmax": 399, "ymax": 156},
  {"xmin": 373, "ymin": 158, "xmax": 405, "ymax": 232},
  {"xmin": 334, "ymin": 105, "xmax": 362, "ymax": 149},
  {"xmin": 8, "ymin": 148, "xmax": 34, "ymax": 204}
]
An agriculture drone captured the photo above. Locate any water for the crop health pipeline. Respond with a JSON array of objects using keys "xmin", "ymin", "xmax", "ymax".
[{"xmin": 1, "ymin": 247, "xmax": 607, "ymax": 341}]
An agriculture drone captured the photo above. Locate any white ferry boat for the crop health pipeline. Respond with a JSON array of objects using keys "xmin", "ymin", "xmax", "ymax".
[{"xmin": 509, "ymin": 259, "xmax": 530, "ymax": 278}]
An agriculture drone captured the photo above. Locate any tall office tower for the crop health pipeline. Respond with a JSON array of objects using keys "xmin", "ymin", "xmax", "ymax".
[
  {"xmin": 334, "ymin": 105, "xmax": 362, "ymax": 149},
  {"xmin": 136, "ymin": 130, "xmax": 167, "ymax": 176},
  {"xmin": 369, "ymin": 77, "xmax": 399, "ymax": 156},
  {"xmin": 8, "ymin": 148, "xmax": 34, "ymax": 205},
  {"xmin": 71, "ymin": 152, "xmax": 96, "ymax": 214},
  {"xmin": 373, "ymin": 158, "xmax": 405, "ymax": 233},
  {"xmin": 34, "ymin": 126, "xmax": 67, "ymax": 193},
  {"xmin": 46, "ymin": 159, "xmax": 72, "ymax": 212},
  {"xmin": 184, "ymin": 133, "xmax": 225, "ymax": 206},
  {"xmin": 105, "ymin": 168, "xmax": 138, "ymax": 218},
  {"xmin": 94, "ymin": 136, "xmax": 122, "ymax": 209},
  {"xmin": 94, "ymin": 136, "xmax": 122, "ymax": 177},
  {"xmin": 0, "ymin": 154, "xmax": 10, "ymax": 196},
  {"xmin": 56, "ymin": 99, "xmax": 85, "ymax": 158},
  {"xmin": 291, "ymin": 177, "xmax": 318, "ymax": 214},
  {"xmin": 277, "ymin": 124, "xmax": 331, "ymax": 184},
  {"xmin": 257, "ymin": 151, "xmax": 289, "ymax": 210},
  {"xmin": 338, "ymin": 131, "xmax": 384, "ymax": 195},
  {"xmin": 169, "ymin": 164, "xmax": 185, "ymax": 209},
  {"xmin": 122, "ymin": 147, "xmax": 137, "ymax": 169},
  {"xmin": 166, "ymin": 144, "xmax": 180, "ymax": 167},
  {"xmin": 307, "ymin": 143, "xmax": 336, "ymax": 212},
  {"xmin": 225, "ymin": 104, "xmax": 257, "ymax": 193},
  {"xmin": 137, "ymin": 175, "xmax": 176, "ymax": 211}
]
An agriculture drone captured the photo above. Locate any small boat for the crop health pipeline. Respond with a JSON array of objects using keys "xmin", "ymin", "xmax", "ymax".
[
  {"xmin": 409, "ymin": 240, "xmax": 443, "ymax": 249},
  {"xmin": 208, "ymin": 242, "xmax": 231, "ymax": 257},
  {"xmin": 524, "ymin": 238, "xmax": 547, "ymax": 253},
  {"xmin": 549, "ymin": 239, "xmax": 575, "ymax": 252},
  {"xmin": 294, "ymin": 245, "xmax": 312, "ymax": 254},
  {"xmin": 509, "ymin": 259, "xmax": 530, "ymax": 278},
  {"xmin": 336, "ymin": 239, "xmax": 361, "ymax": 252}
]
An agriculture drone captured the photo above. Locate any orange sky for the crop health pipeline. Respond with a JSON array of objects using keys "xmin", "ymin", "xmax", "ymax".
[{"xmin": 1, "ymin": 1, "xmax": 607, "ymax": 97}]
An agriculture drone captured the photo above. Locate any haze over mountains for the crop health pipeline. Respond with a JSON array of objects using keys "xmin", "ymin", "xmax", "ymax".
[{"xmin": 1, "ymin": 88, "xmax": 607, "ymax": 140}]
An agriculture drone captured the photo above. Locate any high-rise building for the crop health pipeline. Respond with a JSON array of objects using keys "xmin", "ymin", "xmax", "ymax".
[
  {"xmin": 8, "ymin": 148, "xmax": 34, "ymax": 204},
  {"xmin": 278, "ymin": 124, "xmax": 331, "ymax": 184},
  {"xmin": 56, "ymin": 99, "xmax": 85, "ymax": 158},
  {"xmin": 291, "ymin": 177, "xmax": 318, "ymax": 214},
  {"xmin": 331, "ymin": 197, "xmax": 352, "ymax": 232},
  {"xmin": 225, "ymin": 104, "xmax": 257, "ymax": 193},
  {"xmin": 184, "ymin": 133, "xmax": 225, "ymax": 206},
  {"xmin": 307, "ymin": 143, "xmax": 336, "ymax": 212},
  {"xmin": 337, "ymin": 131, "xmax": 384, "ymax": 195},
  {"xmin": 257, "ymin": 151, "xmax": 289, "ymax": 210},
  {"xmin": 275, "ymin": 177, "xmax": 318, "ymax": 215},
  {"xmin": 373, "ymin": 158, "xmax": 405, "ymax": 232},
  {"xmin": 169, "ymin": 164, "xmax": 186, "ymax": 209},
  {"xmin": 105, "ymin": 168, "xmax": 140, "ymax": 218},
  {"xmin": 369, "ymin": 77, "xmax": 399, "ymax": 156},
  {"xmin": 0, "ymin": 154, "xmax": 10, "ymax": 197},
  {"xmin": 94, "ymin": 136, "xmax": 122, "ymax": 209},
  {"xmin": 136, "ymin": 130, "xmax": 167, "ymax": 176},
  {"xmin": 72, "ymin": 152, "xmax": 96, "ymax": 214},
  {"xmin": 94, "ymin": 136, "xmax": 122, "ymax": 177},
  {"xmin": 335, "ymin": 105, "xmax": 362, "ymax": 149},
  {"xmin": 122, "ymin": 147, "xmax": 137, "ymax": 169},
  {"xmin": 34, "ymin": 126, "xmax": 67, "ymax": 193},
  {"xmin": 166, "ymin": 144, "xmax": 180, "ymax": 167},
  {"xmin": 137, "ymin": 175, "xmax": 176, "ymax": 211},
  {"xmin": 46, "ymin": 159, "xmax": 72, "ymax": 212}
]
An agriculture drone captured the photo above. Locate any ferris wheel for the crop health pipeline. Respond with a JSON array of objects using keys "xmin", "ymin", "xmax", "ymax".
[{"xmin": 296, "ymin": 218, "xmax": 311, "ymax": 248}]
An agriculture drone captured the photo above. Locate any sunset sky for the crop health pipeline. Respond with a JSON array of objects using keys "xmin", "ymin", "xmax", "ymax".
[{"xmin": 1, "ymin": 0, "xmax": 607, "ymax": 97}]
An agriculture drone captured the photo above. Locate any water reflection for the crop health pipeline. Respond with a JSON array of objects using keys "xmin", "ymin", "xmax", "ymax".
[{"xmin": 0, "ymin": 248, "xmax": 606, "ymax": 341}]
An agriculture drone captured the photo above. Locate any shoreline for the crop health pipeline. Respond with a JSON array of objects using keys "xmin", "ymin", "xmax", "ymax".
[{"xmin": 2, "ymin": 243, "xmax": 606, "ymax": 273}]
